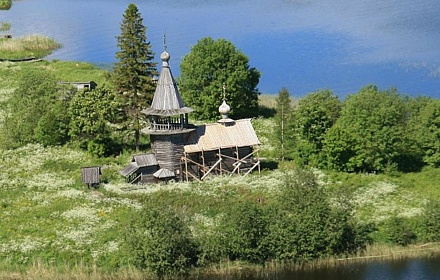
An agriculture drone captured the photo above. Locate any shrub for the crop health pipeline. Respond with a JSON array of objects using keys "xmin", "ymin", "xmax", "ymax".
[
  {"xmin": 125, "ymin": 206, "xmax": 198, "ymax": 279},
  {"xmin": 0, "ymin": 0, "xmax": 11, "ymax": 10},
  {"xmin": 221, "ymin": 200, "xmax": 269, "ymax": 264},
  {"xmin": 420, "ymin": 199, "xmax": 440, "ymax": 242},
  {"xmin": 382, "ymin": 216, "xmax": 417, "ymax": 246}
]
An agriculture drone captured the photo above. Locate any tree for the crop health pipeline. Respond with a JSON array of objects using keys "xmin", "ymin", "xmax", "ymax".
[
  {"xmin": 179, "ymin": 37, "xmax": 260, "ymax": 120},
  {"xmin": 274, "ymin": 87, "xmax": 293, "ymax": 161},
  {"xmin": 0, "ymin": 68, "xmax": 58, "ymax": 149},
  {"xmin": 291, "ymin": 89, "xmax": 340, "ymax": 167},
  {"xmin": 262, "ymin": 170, "xmax": 368, "ymax": 261},
  {"xmin": 112, "ymin": 3, "xmax": 157, "ymax": 151},
  {"xmin": 407, "ymin": 98, "xmax": 440, "ymax": 167},
  {"xmin": 322, "ymin": 85, "xmax": 407, "ymax": 172},
  {"xmin": 35, "ymin": 101, "xmax": 70, "ymax": 146},
  {"xmin": 68, "ymin": 88, "xmax": 118, "ymax": 157},
  {"xmin": 222, "ymin": 200, "xmax": 269, "ymax": 264}
]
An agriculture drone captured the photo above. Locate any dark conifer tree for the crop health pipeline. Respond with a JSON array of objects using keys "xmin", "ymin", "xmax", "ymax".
[{"xmin": 112, "ymin": 3, "xmax": 157, "ymax": 151}]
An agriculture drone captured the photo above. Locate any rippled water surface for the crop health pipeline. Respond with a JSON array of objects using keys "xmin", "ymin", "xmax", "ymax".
[
  {"xmin": 1, "ymin": 0, "xmax": 440, "ymax": 97},
  {"xmin": 195, "ymin": 257, "xmax": 440, "ymax": 280}
]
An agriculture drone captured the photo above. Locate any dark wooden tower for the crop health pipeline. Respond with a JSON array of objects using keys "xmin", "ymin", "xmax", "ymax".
[{"xmin": 141, "ymin": 46, "xmax": 195, "ymax": 178}]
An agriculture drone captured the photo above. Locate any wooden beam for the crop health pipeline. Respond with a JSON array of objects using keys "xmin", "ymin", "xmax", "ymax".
[
  {"xmin": 240, "ymin": 148, "xmax": 259, "ymax": 162},
  {"xmin": 184, "ymin": 170, "xmax": 201, "ymax": 182},
  {"xmin": 244, "ymin": 160, "xmax": 260, "ymax": 176},
  {"xmin": 230, "ymin": 162, "xmax": 242, "ymax": 176},
  {"xmin": 201, "ymin": 158, "xmax": 222, "ymax": 180}
]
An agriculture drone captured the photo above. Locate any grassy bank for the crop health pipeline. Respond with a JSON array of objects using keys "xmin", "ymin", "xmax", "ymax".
[
  {"xmin": 0, "ymin": 243, "xmax": 439, "ymax": 280},
  {"xmin": 0, "ymin": 0, "xmax": 11, "ymax": 10},
  {"xmin": 0, "ymin": 34, "xmax": 61, "ymax": 60}
]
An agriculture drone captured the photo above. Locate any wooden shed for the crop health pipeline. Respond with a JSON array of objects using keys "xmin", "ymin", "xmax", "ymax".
[
  {"xmin": 58, "ymin": 81, "xmax": 97, "ymax": 91},
  {"xmin": 119, "ymin": 153, "xmax": 159, "ymax": 184},
  {"xmin": 81, "ymin": 166, "xmax": 101, "ymax": 188}
]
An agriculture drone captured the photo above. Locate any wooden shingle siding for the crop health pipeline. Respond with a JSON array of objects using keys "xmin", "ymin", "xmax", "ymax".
[{"xmin": 81, "ymin": 166, "xmax": 101, "ymax": 185}]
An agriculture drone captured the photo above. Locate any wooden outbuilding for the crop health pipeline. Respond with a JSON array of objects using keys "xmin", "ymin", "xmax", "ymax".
[
  {"xmin": 81, "ymin": 166, "xmax": 101, "ymax": 188},
  {"xmin": 58, "ymin": 81, "xmax": 97, "ymax": 91},
  {"xmin": 119, "ymin": 154, "xmax": 159, "ymax": 184}
]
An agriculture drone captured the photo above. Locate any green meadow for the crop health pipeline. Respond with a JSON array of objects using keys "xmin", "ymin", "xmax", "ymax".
[{"xmin": 1, "ymin": 61, "xmax": 440, "ymax": 279}]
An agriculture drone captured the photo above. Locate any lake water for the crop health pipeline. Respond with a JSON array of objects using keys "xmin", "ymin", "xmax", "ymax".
[
  {"xmin": 198, "ymin": 257, "xmax": 440, "ymax": 280},
  {"xmin": 1, "ymin": 0, "xmax": 440, "ymax": 98}
]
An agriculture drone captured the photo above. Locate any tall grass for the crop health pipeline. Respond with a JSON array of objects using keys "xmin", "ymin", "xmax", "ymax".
[
  {"xmin": 0, "ymin": 34, "xmax": 61, "ymax": 60},
  {"xmin": 0, "ymin": 22, "xmax": 11, "ymax": 32}
]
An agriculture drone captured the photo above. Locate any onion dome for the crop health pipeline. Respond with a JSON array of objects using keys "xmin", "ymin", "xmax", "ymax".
[
  {"xmin": 160, "ymin": 50, "xmax": 170, "ymax": 66},
  {"xmin": 219, "ymin": 100, "xmax": 231, "ymax": 117}
]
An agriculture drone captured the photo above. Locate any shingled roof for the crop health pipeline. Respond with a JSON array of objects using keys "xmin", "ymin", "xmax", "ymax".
[
  {"xmin": 119, "ymin": 153, "xmax": 158, "ymax": 177},
  {"xmin": 142, "ymin": 50, "xmax": 193, "ymax": 117},
  {"xmin": 184, "ymin": 119, "xmax": 261, "ymax": 153}
]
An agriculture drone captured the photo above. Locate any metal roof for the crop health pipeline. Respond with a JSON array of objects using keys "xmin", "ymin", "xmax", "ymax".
[
  {"xmin": 184, "ymin": 119, "xmax": 261, "ymax": 153},
  {"xmin": 142, "ymin": 50, "xmax": 193, "ymax": 117},
  {"xmin": 81, "ymin": 166, "xmax": 101, "ymax": 184}
]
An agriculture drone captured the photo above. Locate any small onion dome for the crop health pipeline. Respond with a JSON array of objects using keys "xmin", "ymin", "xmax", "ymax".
[
  {"xmin": 160, "ymin": 50, "xmax": 170, "ymax": 66},
  {"xmin": 218, "ymin": 100, "xmax": 230, "ymax": 117},
  {"xmin": 218, "ymin": 100, "xmax": 235, "ymax": 126}
]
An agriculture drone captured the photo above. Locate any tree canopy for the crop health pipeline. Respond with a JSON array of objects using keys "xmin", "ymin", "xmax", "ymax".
[
  {"xmin": 112, "ymin": 3, "xmax": 157, "ymax": 151},
  {"xmin": 179, "ymin": 37, "xmax": 260, "ymax": 120},
  {"xmin": 68, "ymin": 88, "xmax": 118, "ymax": 157},
  {"xmin": 291, "ymin": 89, "xmax": 340, "ymax": 167},
  {"xmin": 322, "ymin": 85, "xmax": 408, "ymax": 172},
  {"xmin": 0, "ymin": 68, "xmax": 59, "ymax": 149}
]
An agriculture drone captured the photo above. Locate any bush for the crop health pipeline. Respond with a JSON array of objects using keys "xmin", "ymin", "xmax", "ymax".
[
  {"xmin": 420, "ymin": 199, "xmax": 440, "ymax": 242},
  {"xmin": 221, "ymin": 200, "xmax": 269, "ymax": 264},
  {"xmin": 264, "ymin": 169, "xmax": 370, "ymax": 261},
  {"xmin": 382, "ymin": 216, "xmax": 417, "ymax": 246},
  {"xmin": 0, "ymin": 0, "xmax": 11, "ymax": 10},
  {"xmin": 125, "ymin": 206, "xmax": 199, "ymax": 279}
]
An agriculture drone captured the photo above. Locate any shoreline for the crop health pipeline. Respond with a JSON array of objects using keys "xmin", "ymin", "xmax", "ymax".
[{"xmin": 1, "ymin": 243, "xmax": 440, "ymax": 280}]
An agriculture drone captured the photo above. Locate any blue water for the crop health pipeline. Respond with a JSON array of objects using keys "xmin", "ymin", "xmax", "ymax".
[{"xmin": 1, "ymin": 0, "xmax": 440, "ymax": 98}]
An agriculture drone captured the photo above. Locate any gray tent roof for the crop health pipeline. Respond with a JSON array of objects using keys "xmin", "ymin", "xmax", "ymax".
[
  {"xmin": 153, "ymin": 168, "xmax": 175, "ymax": 179},
  {"xmin": 142, "ymin": 50, "xmax": 193, "ymax": 117}
]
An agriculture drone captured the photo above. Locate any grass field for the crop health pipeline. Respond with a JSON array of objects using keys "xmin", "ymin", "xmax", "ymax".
[{"xmin": 0, "ymin": 60, "xmax": 439, "ymax": 278}]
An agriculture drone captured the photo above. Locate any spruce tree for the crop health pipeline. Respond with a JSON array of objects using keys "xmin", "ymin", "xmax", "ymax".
[
  {"xmin": 275, "ymin": 87, "xmax": 292, "ymax": 161},
  {"xmin": 112, "ymin": 3, "xmax": 156, "ymax": 151}
]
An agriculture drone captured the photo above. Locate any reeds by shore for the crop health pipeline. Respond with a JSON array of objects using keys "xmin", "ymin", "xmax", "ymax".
[
  {"xmin": 0, "ymin": 34, "xmax": 61, "ymax": 60},
  {"xmin": 0, "ymin": 22, "xmax": 11, "ymax": 32},
  {"xmin": 1, "ymin": 243, "xmax": 440, "ymax": 280}
]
